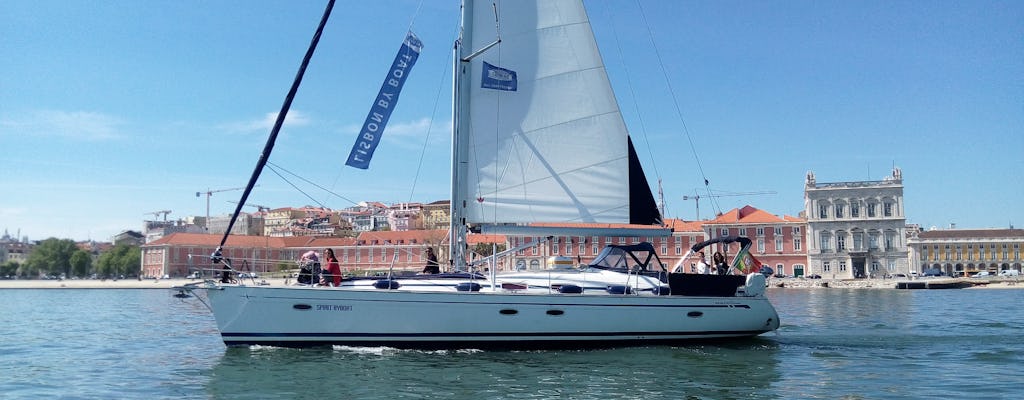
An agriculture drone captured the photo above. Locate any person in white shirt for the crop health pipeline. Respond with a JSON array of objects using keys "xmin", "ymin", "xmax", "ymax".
[{"xmin": 695, "ymin": 251, "xmax": 710, "ymax": 274}]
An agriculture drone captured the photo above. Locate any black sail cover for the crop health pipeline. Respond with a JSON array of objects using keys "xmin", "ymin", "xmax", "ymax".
[{"xmin": 627, "ymin": 136, "xmax": 663, "ymax": 226}]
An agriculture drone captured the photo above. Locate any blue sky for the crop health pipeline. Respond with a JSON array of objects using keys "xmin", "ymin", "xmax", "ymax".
[{"xmin": 2, "ymin": 0, "xmax": 1021, "ymax": 242}]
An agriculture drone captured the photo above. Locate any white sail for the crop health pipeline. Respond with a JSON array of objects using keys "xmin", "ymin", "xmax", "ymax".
[{"xmin": 458, "ymin": 0, "xmax": 641, "ymax": 226}]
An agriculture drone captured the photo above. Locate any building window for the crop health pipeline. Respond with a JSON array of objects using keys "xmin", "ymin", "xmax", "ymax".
[
  {"xmin": 823, "ymin": 261, "xmax": 831, "ymax": 272},
  {"xmin": 851, "ymin": 203, "xmax": 860, "ymax": 217},
  {"xmin": 1002, "ymin": 244, "xmax": 1008, "ymax": 259},
  {"xmin": 990, "ymin": 244, "xmax": 996, "ymax": 261},
  {"xmin": 820, "ymin": 232, "xmax": 831, "ymax": 251},
  {"xmin": 884, "ymin": 202, "xmax": 893, "ymax": 217},
  {"xmin": 819, "ymin": 204, "xmax": 828, "ymax": 219},
  {"xmin": 837, "ymin": 234, "xmax": 846, "ymax": 251},
  {"xmin": 757, "ymin": 238, "xmax": 765, "ymax": 253},
  {"xmin": 794, "ymin": 238, "xmax": 802, "ymax": 251},
  {"xmin": 579, "ymin": 243, "xmax": 585, "ymax": 255},
  {"xmin": 853, "ymin": 232, "xmax": 863, "ymax": 250},
  {"xmin": 661, "ymin": 244, "xmax": 668, "ymax": 254},
  {"xmin": 966, "ymin": 245, "xmax": 972, "ymax": 260},
  {"xmin": 885, "ymin": 232, "xmax": 896, "ymax": 251},
  {"xmin": 871, "ymin": 261, "xmax": 880, "ymax": 272},
  {"xmin": 869, "ymin": 234, "xmax": 879, "ymax": 250},
  {"xmin": 839, "ymin": 261, "xmax": 847, "ymax": 272},
  {"xmin": 888, "ymin": 260, "xmax": 896, "ymax": 271},
  {"xmin": 531, "ymin": 245, "xmax": 538, "ymax": 256},
  {"xmin": 756, "ymin": 227, "xmax": 765, "ymax": 236},
  {"xmin": 776, "ymin": 264, "xmax": 785, "ymax": 275},
  {"xmin": 774, "ymin": 227, "xmax": 782, "ymax": 235},
  {"xmin": 739, "ymin": 228, "xmax": 747, "ymax": 236},
  {"xmin": 867, "ymin": 203, "xmax": 877, "ymax": 218},
  {"xmin": 675, "ymin": 244, "xmax": 682, "ymax": 255},
  {"xmin": 565, "ymin": 243, "xmax": 572, "ymax": 255},
  {"xmin": 956, "ymin": 246, "xmax": 963, "ymax": 261},
  {"xmin": 775, "ymin": 237, "xmax": 783, "ymax": 252},
  {"xmin": 794, "ymin": 227, "xmax": 801, "ymax": 235},
  {"xmin": 835, "ymin": 205, "xmax": 844, "ymax": 218}
]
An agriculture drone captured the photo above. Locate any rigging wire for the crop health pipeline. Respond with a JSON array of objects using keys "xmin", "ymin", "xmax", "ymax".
[
  {"xmin": 406, "ymin": 16, "xmax": 460, "ymax": 205},
  {"xmin": 267, "ymin": 161, "xmax": 358, "ymax": 208},
  {"xmin": 632, "ymin": 0, "xmax": 721, "ymax": 217}
]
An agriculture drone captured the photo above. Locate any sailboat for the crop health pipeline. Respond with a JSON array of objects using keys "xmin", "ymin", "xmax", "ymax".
[{"xmin": 176, "ymin": 0, "xmax": 780, "ymax": 349}]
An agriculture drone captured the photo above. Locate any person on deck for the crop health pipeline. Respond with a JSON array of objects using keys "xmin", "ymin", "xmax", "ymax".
[
  {"xmin": 712, "ymin": 251, "xmax": 728, "ymax": 275},
  {"xmin": 321, "ymin": 248, "xmax": 341, "ymax": 287},
  {"xmin": 695, "ymin": 251, "xmax": 710, "ymax": 274},
  {"xmin": 421, "ymin": 247, "xmax": 440, "ymax": 274},
  {"xmin": 297, "ymin": 251, "xmax": 320, "ymax": 285}
]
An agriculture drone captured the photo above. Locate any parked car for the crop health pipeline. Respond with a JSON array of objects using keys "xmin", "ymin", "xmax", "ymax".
[
  {"xmin": 971, "ymin": 271, "xmax": 991, "ymax": 278},
  {"xmin": 237, "ymin": 272, "xmax": 259, "ymax": 279},
  {"xmin": 998, "ymin": 269, "xmax": 1020, "ymax": 277},
  {"xmin": 806, "ymin": 274, "xmax": 822, "ymax": 279},
  {"xmin": 922, "ymin": 268, "xmax": 943, "ymax": 277}
]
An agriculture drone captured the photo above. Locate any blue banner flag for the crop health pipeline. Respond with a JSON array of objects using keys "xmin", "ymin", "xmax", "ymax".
[
  {"xmin": 481, "ymin": 61, "xmax": 517, "ymax": 91},
  {"xmin": 345, "ymin": 32, "xmax": 423, "ymax": 170}
]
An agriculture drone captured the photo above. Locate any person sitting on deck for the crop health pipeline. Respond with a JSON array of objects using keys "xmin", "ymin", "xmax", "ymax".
[
  {"xmin": 297, "ymin": 251, "xmax": 320, "ymax": 285},
  {"xmin": 421, "ymin": 247, "xmax": 440, "ymax": 274},
  {"xmin": 320, "ymin": 248, "xmax": 341, "ymax": 287}
]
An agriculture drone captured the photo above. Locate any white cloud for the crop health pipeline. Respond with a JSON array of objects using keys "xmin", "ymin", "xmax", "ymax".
[
  {"xmin": 0, "ymin": 110, "xmax": 123, "ymax": 140},
  {"xmin": 220, "ymin": 110, "xmax": 311, "ymax": 134}
]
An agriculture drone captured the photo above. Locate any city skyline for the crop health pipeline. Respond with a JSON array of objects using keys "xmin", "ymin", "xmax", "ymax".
[{"xmin": 2, "ymin": 0, "xmax": 1021, "ymax": 241}]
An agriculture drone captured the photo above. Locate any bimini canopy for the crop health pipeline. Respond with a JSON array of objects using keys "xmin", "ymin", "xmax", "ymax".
[
  {"xmin": 691, "ymin": 236, "xmax": 752, "ymax": 252},
  {"xmin": 588, "ymin": 242, "xmax": 664, "ymax": 272}
]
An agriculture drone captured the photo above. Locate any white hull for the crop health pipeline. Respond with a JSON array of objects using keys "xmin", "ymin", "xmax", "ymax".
[{"xmin": 193, "ymin": 279, "xmax": 780, "ymax": 349}]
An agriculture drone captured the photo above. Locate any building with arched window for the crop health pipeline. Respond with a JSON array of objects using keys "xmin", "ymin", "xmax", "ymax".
[
  {"xmin": 804, "ymin": 168, "xmax": 909, "ymax": 279},
  {"xmin": 907, "ymin": 228, "xmax": 1023, "ymax": 276}
]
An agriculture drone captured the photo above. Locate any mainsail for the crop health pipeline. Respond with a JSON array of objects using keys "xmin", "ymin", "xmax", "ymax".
[{"xmin": 454, "ymin": 0, "xmax": 662, "ymax": 232}]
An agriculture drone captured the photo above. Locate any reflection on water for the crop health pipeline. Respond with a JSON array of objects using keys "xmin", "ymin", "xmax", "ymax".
[{"xmin": 206, "ymin": 340, "xmax": 782, "ymax": 400}]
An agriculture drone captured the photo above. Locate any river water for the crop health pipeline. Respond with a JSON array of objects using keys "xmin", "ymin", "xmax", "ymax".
[{"xmin": 1, "ymin": 288, "xmax": 1020, "ymax": 399}]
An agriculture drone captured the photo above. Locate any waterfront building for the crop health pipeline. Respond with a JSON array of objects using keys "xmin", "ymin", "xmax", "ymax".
[
  {"xmin": 804, "ymin": 168, "xmax": 910, "ymax": 279},
  {"xmin": 907, "ymin": 228, "xmax": 1024, "ymax": 276},
  {"xmin": 701, "ymin": 206, "xmax": 808, "ymax": 277},
  {"xmin": 207, "ymin": 213, "xmax": 264, "ymax": 236}
]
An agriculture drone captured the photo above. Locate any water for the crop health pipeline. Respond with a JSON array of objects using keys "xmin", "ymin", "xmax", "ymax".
[{"xmin": 1, "ymin": 288, "xmax": 1021, "ymax": 399}]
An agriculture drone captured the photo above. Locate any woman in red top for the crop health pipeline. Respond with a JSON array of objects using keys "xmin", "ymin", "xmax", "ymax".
[{"xmin": 321, "ymin": 248, "xmax": 342, "ymax": 287}]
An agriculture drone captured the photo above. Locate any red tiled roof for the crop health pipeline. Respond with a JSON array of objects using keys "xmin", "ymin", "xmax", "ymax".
[
  {"xmin": 704, "ymin": 205, "xmax": 801, "ymax": 225},
  {"xmin": 663, "ymin": 218, "xmax": 703, "ymax": 232}
]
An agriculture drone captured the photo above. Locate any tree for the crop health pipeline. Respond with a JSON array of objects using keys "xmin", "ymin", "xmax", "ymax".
[
  {"xmin": 472, "ymin": 242, "xmax": 507, "ymax": 258},
  {"xmin": 70, "ymin": 250, "xmax": 92, "ymax": 278},
  {"xmin": 96, "ymin": 244, "xmax": 141, "ymax": 278},
  {"xmin": 1, "ymin": 260, "xmax": 19, "ymax": 278},
  {"xmin": 24, "ymin": 238, "xmax": 78, "ymax": 278}
]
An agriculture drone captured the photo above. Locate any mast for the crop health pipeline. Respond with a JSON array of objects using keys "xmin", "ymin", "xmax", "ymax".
[{"xmin": 449, "ymin": 0, "xmax": 474, "ymax": 271}]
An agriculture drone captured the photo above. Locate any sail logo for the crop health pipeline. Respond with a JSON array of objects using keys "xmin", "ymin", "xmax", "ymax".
[
  {"xmin": 481, "ymin": 62, "xmax": 517, "ymax": 91},
  {"xmin": 345, "ymin": 31, "xmax": 422, "ymax": 170}
]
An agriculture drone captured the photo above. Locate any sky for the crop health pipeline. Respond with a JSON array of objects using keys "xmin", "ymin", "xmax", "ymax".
[{"xmin": 1, "ymin": 0, "xmax": 1021, "ymax": 242}]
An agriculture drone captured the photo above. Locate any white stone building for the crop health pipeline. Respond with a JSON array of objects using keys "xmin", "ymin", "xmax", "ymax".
[{"xmin": 804, "ymin": 168, "xmax": 910, "ymax": 279}]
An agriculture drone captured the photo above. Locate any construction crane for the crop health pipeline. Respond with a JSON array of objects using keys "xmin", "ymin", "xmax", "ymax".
[
  {"xmin": 228, "ymin": 200, "xmax": 270, "ymax": 213},
  {"xmin": 682, "ymin": 190, "xmax": 776, "ymax": 221},
  {"xmin": 144, "ymin": 210, "xmax": 172, "ymax": 221},
  {"xmin": 196, "ymin": 187, "xmax": 244, "ymax": 231}
]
